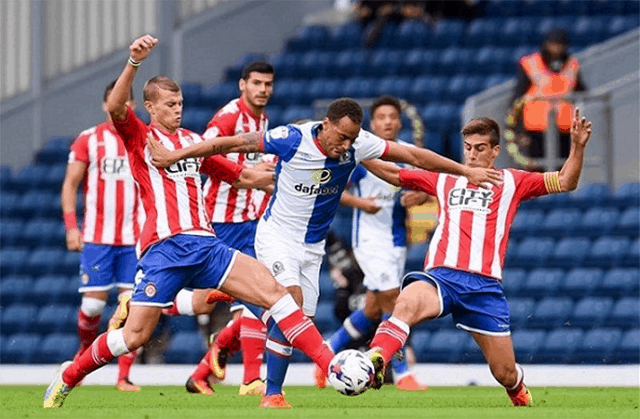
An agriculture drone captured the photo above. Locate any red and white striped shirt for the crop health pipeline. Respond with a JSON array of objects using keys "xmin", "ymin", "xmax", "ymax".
[
  {"xmin": 113, "ymin": 107, "xmax": 243, "ymax": 256},
  {"xmin": 399, "ymin": 168, "xmax": 562, "ymax": 280},
  {"xmin": 202, "ymin": 97, "xmax": 273, "ymax": 223},
  {"xmin": 69, "ymin": 122, "xmax": 140, "ymax": 246}
]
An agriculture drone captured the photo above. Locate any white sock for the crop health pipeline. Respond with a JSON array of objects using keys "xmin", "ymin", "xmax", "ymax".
[
  {"xmin": 388, "ymin": 316, "xmax": 411, "ymax": 335},
  {"xmin": 80, "ymin": 297, "xmax": 106, "ymax": 317},
  {"xmin": 107, "ymin": 329, "xmax": 130, "ymax": 357},
  {"xmin": 174, "ymin": 289, "xmax": 195, "ymax": 316},
  {"xmin": 268, "ymin": 294, "xmax": 299, "ymax": 323}
]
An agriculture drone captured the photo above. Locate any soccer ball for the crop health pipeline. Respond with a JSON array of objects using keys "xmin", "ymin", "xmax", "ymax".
[{"xmin": 327, "ymin": 349, "xmax": 375, "ymax": 396}]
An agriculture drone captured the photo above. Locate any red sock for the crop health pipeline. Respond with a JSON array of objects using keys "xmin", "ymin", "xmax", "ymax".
[
  {"xmin": 191, "ymin": 348, "xmax": 212, "ymax": 381},
  {"xmin": 276, "ymin": 309, "xmax": 333, "ymax": 373},
  {"xmin": 63, "ymin": 333, "xmax": 116, "ymax": 387},
  {"xmin": 117, "ymin": 351, "xmax": 137, "ymax": 382},
  {"xmin": 216, "ymin": 317, "xmax": 241, "ymax": 353},
  {"xmin": 369, "ymin": 320, "xmax": 409, "ymax": 363},
  {"xmin": 240, "ymin": 316, "xmax": 267, "ymax": 384},
  {"xmin": 77, "ymin": 310, "xmax": 101, "ymax": 355}
]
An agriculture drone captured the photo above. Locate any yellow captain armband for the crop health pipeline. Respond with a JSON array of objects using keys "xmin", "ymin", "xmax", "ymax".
[{"xmin": 543, "ymin": 171, "xmax": 562, "ymax": 194}]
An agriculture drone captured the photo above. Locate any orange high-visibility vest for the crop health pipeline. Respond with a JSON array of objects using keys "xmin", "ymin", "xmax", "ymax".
[{"xmin": 520, "ymin": 52, "xmax": 579, "ymax": 133}]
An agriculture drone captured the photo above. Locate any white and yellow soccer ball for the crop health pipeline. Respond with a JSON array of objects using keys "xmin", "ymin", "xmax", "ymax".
[{"xmin": 327, "ymin": 349, "xmax": 375, "ymax": 396}]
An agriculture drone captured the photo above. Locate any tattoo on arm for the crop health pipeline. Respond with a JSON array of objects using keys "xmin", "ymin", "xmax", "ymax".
[{"xmin": 233, "ymin": 132, "xmax": 261, "ymax": 153}]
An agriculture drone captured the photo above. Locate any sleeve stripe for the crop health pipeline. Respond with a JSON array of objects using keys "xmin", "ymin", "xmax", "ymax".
[{"xmin": 543, "ymin": 171, "xmax": 562, "ymax": 194}]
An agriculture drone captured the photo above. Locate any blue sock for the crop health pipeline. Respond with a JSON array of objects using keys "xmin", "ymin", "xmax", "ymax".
[
  {"xmin": 264, "ymin": 320, "xmax": 291, "ymax": 396},
  {"xmin": 381, "ymin": 313, "xmax": 410, "ymax": 379},
  {"xmin": 328, "ymin": 309, "xmax": 376, "ymax": 353}
]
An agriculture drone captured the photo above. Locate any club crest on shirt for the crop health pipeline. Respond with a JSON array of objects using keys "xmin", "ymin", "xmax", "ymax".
[
  {"xmin": 267, "ymin": 126, "xmax": 289, "ymax": 141},
  {"xmin": 81, "ymin": 273, "xmax": 90, "ymax": 285},
  {"xmin": 144, "ymin": 282, "xmax": 157, "ymax": 298},
  {"xmin": 448, "ymin": 188, "xmax": 494, "ymax": 213},
  {"xmin": 311, "ymin": 169, "xmax": 332, "ymax": 185},
  {"xmin": 338, "ymin": 151, "xmax": 352, "ymax": 165}
]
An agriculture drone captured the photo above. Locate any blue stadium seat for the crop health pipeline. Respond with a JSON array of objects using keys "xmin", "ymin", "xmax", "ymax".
[
  {"xmin": 534, "ymin": 328, "xmax": 584, "ymax": 364},
  {"xmin": 483, "ymin": 73, "xmax": 512, "ymax": 90},
  {"xmin": 615, "ymin": 329, "xmax": 640, "ymax": 364},
  {"xmin": 13, "ymin": 165, "xmax": 50, "ymax": 191},
  {"xmin": 423, "ymin": 132, "xmax": 446, "ymax": 155},
  {"xmin": 36, "ymin": 141, "xmax": 71, "ymax": 165},
  {"xmin": 166, "ymin": 315, "xmax": 198, "ymax": 333},
  {"xmin": 26, "ymin": 248, "xmax": 66, "ymax": 276},
  {"xmin": 440, "ymin": 48, "xmax": 473, "ymax": 76},
  {"xmin": 0, "ymin": 219, "xmax": 24, "ymax": 248},
  {"xmin": 512, "ymin": 329, "xmax": 546, "ymax": 362},
  {"xmin": 508, "ymin": 297, "xmax": 536, "ymax": 329},
  {"xmin": 164, "ymin": 332, "xmax": 207, "ymax": 364},
  {"xmin": 402, "ymin": 49, "xmax": 437, "ymax": 76},
  {"xmin": 36, "ymin": 305, "xmax": 77, "ymax": 334},
  {"xmin": 503, "ymin": 239, "xmax": 519, "ymax": 266},
  {"xmin": 1, "ymin": 304, "xmax": 38, "ymax": 335},
  {"xmin": 0, "ymin": 165, "xmax": 14, "ymax": 190},
  {"xmin": 33, "ymin": 275, "xmax": 72, "ymax": 305},
  {"xmin": 522, "ymin": 268, "xmax": 564, "ymax": 298},
  {"xmin": 608, "ymin": 16, "xmax": 640, "ymax": 39},
  {"xmin": 572, "ymin": 183, "xmax": 613, "ymax": 209},
  {"xmin": 318, "ymin": 271, "xmax": 336, "ymax": 303},
  {"xmin": 374, "ymin": 76, "xmax": 410, "ymax": 99},
  {"xmin": 16, "ymin": 191, "xmax": 57, "ymax": 219},
  {"xmin": 290, "ymin": 25, "xmax": 330, "ymax": 51},
  {"xmin": 432, "ymin": 19, "xmax": 467, "ymax": 48},
  {"xmin": 61, "ymin": 252, "xmax": 81, "ymax": 276},
  {"xmin": 411, "ymin": 330, "xmax": 431, "ymax": 362},
  {"xmin": 180, "ymin": 82, "xmax": 202, "ymax": 107},
  {"xmin": 22, "ymin": 219, "xmax": 65, "ymax": 248},
  {"xmin": 405, "ymin": 243, "xmax": 427, "ymax": 272},
  {"xmin": 334, "ymin": 50, "xmax": 369, "ymax": 77},
  {"xmin": 396, "ymin": 21, "xmax": 431, "ymax": 49},
  {"xmin": 600, "ymin": 268, "xmax": 639, "ymax": 297},
  {"xmin": 415, "ymin": 314, "xmax": 452, "ymax": 332},
  {"xmin": 180, "ymin": 108, "xmax": 210, "ymax": 134},
  {"xmin": 0, "ymin": 247, "xmax": 30, "ymax": 276},
  {"xmin": 34, "ymin": 333, "xmax": 78, "ymax": 364},
  {"xmin": 281, "ymin": 106, "xmax": 315, "ymax": 124},
  {"xmin": 412, "ymin": 78, "xmax": 445, "ymax": 103},
  {"xmin": 0, "ymin": 276, "xmax": 33, "ymax": 305},
  {"xmin": 586, "ymin": 236, "xmax": 630, "ymax": 268},
  {"xmin": 529, "ymin": 297, "xmax": 573, "ymax": 329},
  {"xmin": 465, "ymin": 18, "xmax": 500, "ymax": 47},
  {"xmin": 571, "ymin": 297, "xmax": 614, "ymax": 328},
  {"xmin": 606, "ymin": 297, "xmax": 639, "ymax": 328},
  {"xmin": 315, "ymin": 301, "xmax": 340, "ymax": 334},
  {"xmin": 576, "ymin": 207, "xmax": 619, "ymax": 238},
  {"xmin": 510, "ymin": 209, "xmax": 545, "ymax": 239},
  {"xmin": 447, "ymin": 75, "xmax": 470, "ymax": 103},
  {"xmin": 0, "ymin": 192, "xmax": 20, "ymax": 218},
  {"xmin": 501, "ymin": 268, "xmax": 527, "ymax": 297},
  {"xmin": 612, "ymin": 182, "xmax": 640, "ymax": 208},
  {"xmin": 421, "ymin": 330, "xmax": 471, "ymax": 363},
  {"xmin": 572, "ymin": 16, "xmax": 606, "ymax": 47},
  {"xmin": 342, "ymin": 78, "xmax": 376, "ymax": 99},
  {"xmin": 622, "ymin": 238, "xmax": 639, "ymax": 267},
  {"xmin": 523, "ymin": 192, "xmax": 573, "ymax": 211},
  {"xmin": 550, "ymin": 237, "xmax": 591, "ymax": 268},
  {"xmin": 500, "ymin": 18, "xmax": 536, "ymax": 47},
  {"xmin": 539, "ymin": 209, "xmax": 581, "ymax": 238},
  {"xmin": 299, "ymin": 51, "xmax": 329, "ymax": 78},
  {"xmin": 512, "ymin": 237, "xmax": 555, "ymax": 268},
  {"xmin": 573, "ymin": 327, "xmax": 622, "ymax": 364},
  {"xmin": 1, "ymin": 333, "xmax": 41, "ymax": 363},
  {"xmin": 201, "ymin": 82, "xmax": 236, "ymax": 108},
  {"xmin": 269, "ymin": 53, "xmax": 302, "ymax": 79},
  {"xmin": 561, "ymin": 268, "xmax": 603, "ymax": 298},
  {"xmin": 370, "ymin": 49, "xmax": 405, "ymax": 77},
  {"xmin": 308, "ymin": 78, "xmax": 342, "ymax": 101},
  {"xmin": 614, "ymin": 207, "xmax": 640, "ymax": 237}
]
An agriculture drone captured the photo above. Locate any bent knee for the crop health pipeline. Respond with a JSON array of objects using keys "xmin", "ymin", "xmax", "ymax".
[{"xmin": 490, "ymin": 364, "xmax": 518, "ymax": 387}]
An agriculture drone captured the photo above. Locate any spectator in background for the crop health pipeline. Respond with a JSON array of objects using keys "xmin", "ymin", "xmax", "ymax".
[
  {"xmin": 357, "ymin": 1, "xmax": 425, "ymax": 47},
  {"xmin": 506, "ymin": 29, "xmax": 587, "ymax": 167}
]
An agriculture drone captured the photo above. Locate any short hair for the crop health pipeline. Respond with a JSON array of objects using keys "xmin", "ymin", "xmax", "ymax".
[
  {"xmin": 326, "ymin": 98, "xmax": 363, "ymax": 124},
  {"xmin": 241, "ymin": 61, "xmax": 275, "ymax": 80},
  {"xmin": 370, "ymin": 95, "xmax": 402, "ymax": 118},
  {"xmin": 103, "ymin": 79, "xmax": 134, "ymax": 103},
  {"xmin": 461, "ymin": 117, "xmax": 500, "ymax": 147},
  {"xmin": 143, "ymin": 76, "xmax": 181, "ymax": 102}
]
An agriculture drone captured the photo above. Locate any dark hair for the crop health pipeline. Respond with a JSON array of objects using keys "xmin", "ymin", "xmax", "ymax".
[
  {"xmin": 143, "ymin": 76, "xmax": 181, "ymax": 102},
  {"xmin": 326, "ymin": 98, "xmax": 363, "ymax": 124},
  {"xmin": 371, "ymin": 95, "xmax": 402, "ymax": 118},
  {"xmin": 545, "ymin": 29, "xmax": 570, "ymax": 46},
  {"xmin": 104, "ymin": 79, "xmax": 134, "ymax": 103},
  {"xmin": 241, "ymin": 61, "xmax": 275, "ymax": 80},
  {"xmin": 461, "ymin": 117, "xmax": 500, "ymax": 147}
]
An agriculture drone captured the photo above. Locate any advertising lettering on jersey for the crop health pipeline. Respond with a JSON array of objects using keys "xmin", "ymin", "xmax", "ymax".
[
  {"xmin": 447, "ymin": 187, "xmax": 494, "ymax": 213},
  {"xmin": 163, "ymin": 157, "xmax": 201, "ymax": 178},
  {"xmin": 100, "ymin": 156, "xmax": 130, "ymax": 180},
  {"xmin": 295, "ymin": 168, "xmax": 340, "ymax": 196}
]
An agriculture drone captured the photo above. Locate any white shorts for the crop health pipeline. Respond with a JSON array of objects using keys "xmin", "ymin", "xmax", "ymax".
[
  {"xmin": 353, "ymin": 244, "xmax": 407, "ymax": 292},
  {"xmin": 254, "ymin": 221, "xmax": 325, "ymax": 316}
]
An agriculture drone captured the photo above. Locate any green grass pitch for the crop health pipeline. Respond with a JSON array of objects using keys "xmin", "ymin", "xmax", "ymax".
[{"xmin": 1, "ymin": 385, "xmax": 638, "ymax": 419}]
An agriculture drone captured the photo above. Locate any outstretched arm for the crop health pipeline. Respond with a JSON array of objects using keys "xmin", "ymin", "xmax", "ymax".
[
  {"xmin": 361, "ymin": 159, "xmax": 402, "ymax": 186},
  {"xmin": 232, "ymin": 167, "xmax": 275, "ymax": 190},
  {"xmin": 340, "ymin": 190, "xmax": 381, "ymax": 214},
  {"xmin": 106, "ymin": 35, "xmax": 158, "ymax": 121},
  {"xmin": 558, "ymin": 108, "xmax": 592, "ymax": 192},
  {"xmin": 382, "ymin": 141, "xmax": 502, "ymax": 187},
  {"xmin": 148, "ymin": 132, "xmax": 262, "ymax": 168}
]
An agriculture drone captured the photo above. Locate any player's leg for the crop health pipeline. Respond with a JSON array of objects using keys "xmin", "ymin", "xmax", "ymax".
[
  {"xmin": 112, "ymin": 247, "xmax": 140, "ymax": 392},
  {"xmin": 238, "ymin": 308, "xmax": 267, "ymax": 395},
  {"xmin": 75, "ymin": 244, "xmax": 115, "ymax": 359}
]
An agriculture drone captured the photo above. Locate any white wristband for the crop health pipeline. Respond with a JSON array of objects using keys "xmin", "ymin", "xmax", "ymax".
[{"xmin": 128, "ymin": 57, "xmax": 141, "ymax": 67}]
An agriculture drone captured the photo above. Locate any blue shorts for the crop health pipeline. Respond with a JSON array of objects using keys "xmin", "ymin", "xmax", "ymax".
[
  {"xmin": 132, "ymin": 234, "xmax": 238, "ymax": 307},
  {"xmin": 212, "ymin": 220, "xmax": 258, "ymax": 258},
  {"xmin": 402, "ymin": 267, "xmax": 510, "ymax": 336},
  {"xmin": 79, "ymin": 244, "xmax": 137, "ymax": 293}
]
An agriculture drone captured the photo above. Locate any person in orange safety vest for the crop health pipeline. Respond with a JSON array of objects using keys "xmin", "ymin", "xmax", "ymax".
[{"xmin": 508, "ymin": 29, "xmax": 587, "ymax": 161}]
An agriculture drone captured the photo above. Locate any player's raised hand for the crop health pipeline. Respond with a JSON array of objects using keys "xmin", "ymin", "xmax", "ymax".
[
  {"xmin": 465, "ymin": 167, "xmax": 503, "ymax": 188},
  {"xmin": 129, "ymin": 34, "xmax": 158, "ymax": 63},
  {"xmin": 66, "ymin": 228, "xmax": 83, "ymax": 251},
  {"xmin": 147, "ymin": 135, "xmax": 178, "ymax": 168},
  {"xmin": 361, "ymin": 197, "xmax": 382, "ymax": 214},
  {"xmin": 570, "ymin": 107, "xmax": 592, "ymax": 147}
]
